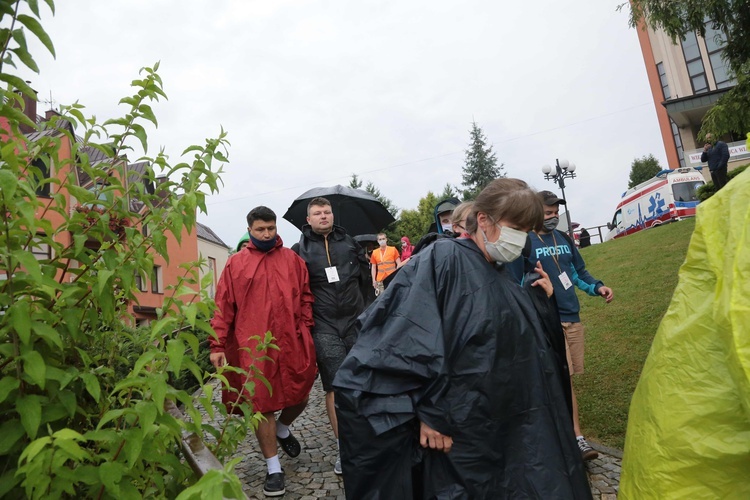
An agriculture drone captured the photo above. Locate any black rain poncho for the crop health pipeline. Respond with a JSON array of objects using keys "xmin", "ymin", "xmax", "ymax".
[{"xmin": 333, "ymin": 237, "xmax": 591, "ymax": 499}]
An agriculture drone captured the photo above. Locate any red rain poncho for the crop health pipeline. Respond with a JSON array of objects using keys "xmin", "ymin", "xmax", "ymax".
[{"xmin": 210, "ymin": 236, "xmax": 317, "ymax": 413}]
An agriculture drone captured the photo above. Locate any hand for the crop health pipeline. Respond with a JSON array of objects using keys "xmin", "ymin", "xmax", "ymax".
[
  {"xmin": 419, "ymin": 421, "xmax": 453, "ymax": 453},
  {"xmin": 598, "ymin": 286, "xmax": 614, "ymax": 303},
  {"xmin": 704, "ymin": 143, "xmax": 710, "ymax": 151},
  {"xmin": 210, "ymin": 352, "xmax": 227, "ymax": 369},
  {"xmin": 372, "ymin": 280, "xmax": 378, "ymax": 289},
  {"xmin": 531, "ymin": 261, "xmax": 554, "ymax": 298}
]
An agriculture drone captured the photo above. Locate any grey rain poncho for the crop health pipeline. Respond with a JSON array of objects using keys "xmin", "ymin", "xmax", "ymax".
[{"xmin": 334, "ymin": 237, "xmax": 591, "ymax": 499}]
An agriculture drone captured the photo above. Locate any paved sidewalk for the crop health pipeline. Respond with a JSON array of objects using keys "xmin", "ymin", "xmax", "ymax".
[{"xmin": 220, "ymin": 381, "xmax": 620, "ymax": 499}]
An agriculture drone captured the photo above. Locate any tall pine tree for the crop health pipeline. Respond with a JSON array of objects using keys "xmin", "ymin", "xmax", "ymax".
[{"xmin": 461, "ymin": 122, "xmax": 504, "ymax": 200}]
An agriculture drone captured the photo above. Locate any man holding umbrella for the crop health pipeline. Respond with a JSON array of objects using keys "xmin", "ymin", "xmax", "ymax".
[{"xmin": 292, "ymin": 197, "xmax": 370, "ymax": 475}]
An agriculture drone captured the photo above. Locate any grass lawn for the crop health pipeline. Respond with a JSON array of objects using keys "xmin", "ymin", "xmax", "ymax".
[{"xmin": 573, "ymin": 218, "xmax": 696, "ymax": 450}]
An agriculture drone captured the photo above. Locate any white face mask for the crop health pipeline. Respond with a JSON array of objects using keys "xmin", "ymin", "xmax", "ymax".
[
  {"xmin": 481, "ymin": 224, "xmax": 528, "ymax": 263},
  {"xmin": 441, "ymin": 223, "xmax": 453, "ymax": 233}
]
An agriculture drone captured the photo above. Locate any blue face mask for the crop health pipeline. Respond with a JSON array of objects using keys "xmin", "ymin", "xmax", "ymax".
[{"xmin": 249, "ymin": 233, "xmax": 276, "ymax": 252}]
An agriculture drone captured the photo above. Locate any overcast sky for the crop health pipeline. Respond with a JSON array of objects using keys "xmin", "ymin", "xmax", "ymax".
[{"xmin": 19, "ymin": 0, "xmax": 667, "ymax": 247}]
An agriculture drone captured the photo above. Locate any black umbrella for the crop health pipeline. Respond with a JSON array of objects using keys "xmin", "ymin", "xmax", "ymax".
[
  {"xmin": 353, "ymin": 234, "xmax": 378, "ymax": 244},
  {"xmin": 283, "ymin": 185, "xmax": 396, "ymax": 237}
]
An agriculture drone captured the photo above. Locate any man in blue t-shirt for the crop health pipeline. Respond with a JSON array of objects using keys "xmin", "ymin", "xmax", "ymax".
[{"xmin": 528, "ymin": 191, "xmax": 614, "ymax": 461}]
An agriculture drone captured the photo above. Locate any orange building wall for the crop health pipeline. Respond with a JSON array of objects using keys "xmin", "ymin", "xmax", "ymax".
[
  {"xmin": 131, "ymin": 225, "xmax": 200, "ymax": 319},
  {"xmin": 635, "ymin": 21, "xmax": 681, "ymax": 170},
  {"xmin": 36, "ymin": 133, "xmax": 74, "ymax": 263},
  {"xmin": 1, "ymin": 116, "xmax": 201, "ymax": 324}
]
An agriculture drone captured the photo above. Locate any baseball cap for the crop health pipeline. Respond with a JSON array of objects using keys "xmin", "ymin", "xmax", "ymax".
[
  {"xmin": 435, "ymin": 198, "xmax": 460, "ymax": 215},
  {"xmin": 539, "ymin": 190, "xmax": 566, "ymax": 206}
]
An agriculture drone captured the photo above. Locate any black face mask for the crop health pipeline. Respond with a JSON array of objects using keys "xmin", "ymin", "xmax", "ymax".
[{"xmin": 249, "ymin": 233, "xmax": 276, "ymax": 252}]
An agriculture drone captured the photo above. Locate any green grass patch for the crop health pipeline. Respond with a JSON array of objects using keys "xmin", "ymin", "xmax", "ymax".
[{"xmin": 574, "ymin": 218, "xmax": 696, "ymax": 449}]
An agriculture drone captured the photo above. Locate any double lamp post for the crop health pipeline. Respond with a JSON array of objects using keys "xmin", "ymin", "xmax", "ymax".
[{"xmin": 541, "ymin": 159, "xmax": 577, "ymax": 241}]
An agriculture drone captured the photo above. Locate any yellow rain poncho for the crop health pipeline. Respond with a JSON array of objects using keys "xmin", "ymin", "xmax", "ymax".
[{"xmin": 619, "ymin": 168, "xmax": 750, "ymax": 498}]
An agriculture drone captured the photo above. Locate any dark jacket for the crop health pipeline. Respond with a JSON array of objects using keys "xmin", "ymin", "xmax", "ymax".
[
  {"xmin": 334, "ymin": 238, "xmax": 591, "ymax": 499},
  {"xmin": 293, "ymin": 224, "xmax": 369, "ymax": 338},
  {"xmin": 701, "ymin": 141, "xmax": 730, "ymax": 172}
]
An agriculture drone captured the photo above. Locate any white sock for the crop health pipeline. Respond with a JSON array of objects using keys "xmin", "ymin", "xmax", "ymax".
[
  {"xmin": 576, "ymin": 435, "xmax": 584, "ymax": 441},
  {"xmin": 276, "ymin": 420, "xmax": 290, "ymax": 439},
  {"xmin": 336, "ymin": 439, "xmax": 340, "ymax": 452},
  {"xmin": 266, "ymin": 455, "xmax": 282, "ymax": 474}
]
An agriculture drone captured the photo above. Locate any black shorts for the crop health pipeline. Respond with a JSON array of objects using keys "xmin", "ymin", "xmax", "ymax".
[{"xmin": 313, "ymin": 331, "xmax": 357, "ymax": 392}]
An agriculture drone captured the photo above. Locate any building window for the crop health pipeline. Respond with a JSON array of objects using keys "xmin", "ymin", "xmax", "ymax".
[
  {"xmin": 703, "ymin": 23, "xmax": 734, "ymax": 89},
  {"xmin": 134, "ymin": 272, "xmax": 146, "ymax": 292},
  {"xmin": 670, "ymin": 118, "xmax": 686, "ymax": 168},
  {"xmin": 86, "ymin": 182, "xmax": 109, "ymax": 208},
  {"xmin": 656, "ymin": 62, "xmax": 670, "ymax": 99},
  {"xmin": 151, "ymin": 265, "xmax": 163, "ymax": 294},
  {"xmin": 32, "ymin": 158, "xmax": 51, "ymax": 197},
  {"xmin": 31, "ymin": 242, "xmax": 51, "ymax": 261},
  {"xmin": 680, "ymin": 32, "xmax": 708, "ymax": 94},
  {"xmin": 207, "ymin": 257, "xmax": 217, "ymax": 299}
]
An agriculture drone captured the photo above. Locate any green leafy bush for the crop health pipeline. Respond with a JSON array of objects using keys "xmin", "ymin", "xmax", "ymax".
[{"xmin": 0, "ymin": 1, "xmax": 257, "ymax": 498}]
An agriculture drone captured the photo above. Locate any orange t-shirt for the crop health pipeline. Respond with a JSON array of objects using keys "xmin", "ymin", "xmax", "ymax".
[{"xmin": 370, "ymin": 246, "xmax": 400, "ymax": 281}]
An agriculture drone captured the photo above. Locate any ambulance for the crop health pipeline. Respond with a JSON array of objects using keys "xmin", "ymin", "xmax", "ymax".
[{"xmin": 605, "ymin": 167, "xmax": 705, "ymax": 241}]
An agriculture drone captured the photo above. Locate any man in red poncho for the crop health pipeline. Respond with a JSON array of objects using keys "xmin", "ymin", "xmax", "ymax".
[{"xmin": 210, "ymin": 206, "xmax": 317, "ymax": 497}]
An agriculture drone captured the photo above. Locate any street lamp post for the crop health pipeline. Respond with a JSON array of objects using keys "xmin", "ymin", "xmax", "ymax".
[{"xmin": 541, "ymin": 159, "xmax": 577, "ymax": 241}]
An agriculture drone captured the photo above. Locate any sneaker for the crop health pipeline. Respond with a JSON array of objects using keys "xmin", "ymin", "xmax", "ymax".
[
  {"xmin": 577, "ymin": 437, "xmax": 599, "ymax": 461},
  {"xmin": 263, "ymin": 471, "xmax": 285, "ymax": 497},
  {"xmin": 334, "ymin": 455, "xmax": 342, "ymax": 475},
  {"xmin": 277, "ymin": 431, "xmax": 301, "ymax": 458}
]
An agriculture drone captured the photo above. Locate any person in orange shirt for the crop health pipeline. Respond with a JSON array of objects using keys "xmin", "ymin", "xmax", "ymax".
[{"xmin": 370, "ymin": 233, "xmax": 401, "ymax": 294}]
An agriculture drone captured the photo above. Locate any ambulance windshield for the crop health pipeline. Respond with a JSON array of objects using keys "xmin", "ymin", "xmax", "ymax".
[{"xmin": 672, "ymin": 181, "xmax": 704, "ymax": 202}]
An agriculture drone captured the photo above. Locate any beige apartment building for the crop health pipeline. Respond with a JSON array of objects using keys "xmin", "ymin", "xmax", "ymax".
[{"xmin": 636, "ymin": 21, "xmax": 748, "ymax": 175}]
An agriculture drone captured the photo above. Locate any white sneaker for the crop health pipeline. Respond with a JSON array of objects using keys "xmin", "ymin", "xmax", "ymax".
[{"xmin": 334, "ymin": 455, "xmax": 342, "ymax": 475}]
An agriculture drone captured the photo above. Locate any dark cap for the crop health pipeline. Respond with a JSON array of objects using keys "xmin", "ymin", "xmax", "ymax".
[
  {"xmin": 435, "ymin": 197, "xmax": 460, "ymax": 215},
  {"xmin": 539, "ymin": 190, "xmax": 566, "ymax": 206}
]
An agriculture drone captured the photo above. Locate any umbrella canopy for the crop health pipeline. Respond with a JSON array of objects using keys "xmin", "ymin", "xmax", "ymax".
[
  {"xmin": 353, "ymin": 234, "xmax": 378, "ymax": 244},
  {"xmin": 283, "ymin": 185, "xmax": 396, "ymax": 237}
]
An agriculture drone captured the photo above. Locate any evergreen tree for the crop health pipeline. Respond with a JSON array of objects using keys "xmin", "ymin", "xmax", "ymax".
[
  {"xmin": 461, "ymin": 122, "xmax": 504, "ymax": 200},
  {"xmin": 349, "ymin": 173, "xmax": 363, "ymax": 189},
  {"xmin": 628, "ymin": 154, "xmax": 662, "ymax": 188},
  {"xmin": 439, "ymin": 183, "xmax": 459, "ymax": 200}
]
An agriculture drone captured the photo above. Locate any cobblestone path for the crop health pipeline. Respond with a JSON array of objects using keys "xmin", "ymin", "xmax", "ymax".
[{"xmin": 216, "ymin": 382, "xmax": 620, "ymax": 499}]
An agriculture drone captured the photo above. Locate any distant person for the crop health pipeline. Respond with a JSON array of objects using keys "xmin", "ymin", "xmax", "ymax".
[
  {"xmin": 435, "ymin": 197, "xmax": 461, "ymax": 234},
  {"xmin": 620, "ymin": 168, "xmax": 750, "ymax": 499},
  {"xmin": 579, "ymin": 227, "xmax": 591, "ymax": 248},
  {"xmin": 701, "ymin": 133, "xmax": 730, "ymax": 190},
  {"xmin": 236, "ymin": 232, "xmax": 250, "ymax": 252},
  {"xmin": 210, "ymin": 206, "xmax": 316, "ymax": 497},
  {"xmin": 370, "ymin": 233, "xmax": 401, "ymax": 294},
  {"xmin": 334, "ymin": 179, "xmax": 591, "ymax": 499},
  {"xmin": 425, "ymin": 197, "xmax": 461, "ymax": 234},
  {"xmin": 400, "ymin": 236, "xmax": 414, "ymax": 261},
  {"xmin": 528, "ymin": 191, "xmax": 614, "ymax": 461},
  {"xmin": 292, "ymin": 197, "xmax": 369, "ymax": 475}
]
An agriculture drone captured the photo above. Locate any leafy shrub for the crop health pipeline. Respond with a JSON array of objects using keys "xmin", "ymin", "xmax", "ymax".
[
  {"xmin": 696, "ymin": 163, "xmax": 749, "ymax": 201},
  {"xmin": 0, "ymin": 2, "xmax": 256, "ymax": 498}
]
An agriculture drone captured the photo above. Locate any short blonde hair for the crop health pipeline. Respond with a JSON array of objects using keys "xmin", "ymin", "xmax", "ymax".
[{"xmin": 451, "ymin": 202, "xmax": 474, "ymax": 227}]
